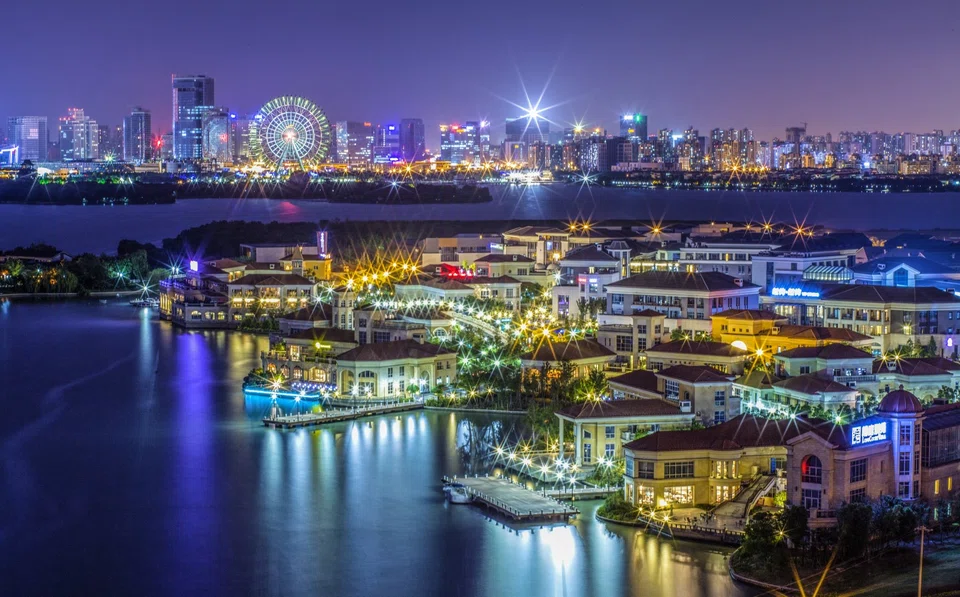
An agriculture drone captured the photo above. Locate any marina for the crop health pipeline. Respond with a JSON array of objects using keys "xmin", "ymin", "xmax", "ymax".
[{"xmin": 441, "ymin": 475, "xmax": 580, "ymax": 522}]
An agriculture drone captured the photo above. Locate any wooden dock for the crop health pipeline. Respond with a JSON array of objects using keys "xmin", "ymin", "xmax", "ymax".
[
  {"xmin": 544, "ymin": 485, "xmax": 619, "ymax": 501},
  {"xmin": 443, "ymin": 475, "xmax": 579, "ymax": 522},
  {"xmin": 263, "ymin": 402, "xmax": 422, "ymax": 429}
]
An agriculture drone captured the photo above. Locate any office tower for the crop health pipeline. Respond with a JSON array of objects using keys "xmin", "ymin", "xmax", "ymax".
[
  {"xmin": 439, "ymin": 123, "xmax": 480, "ymax": 164},
  {"xmin": 505, "ymin": 116, "xmax": 549, "ymax": 145},
  {"xmin": 6, "ymin": 116, "xmax": 47, "ymax": 162},
  {"xmin": 98, "ymin": 124, "xmax": 123, "ymax": 159},
  {"xmin": 201, "ymin": 107, "xmax": 231, "ymax": 163},
  {"xmin": 172, "ymin": 74, "xmax": 215, "ymax": 160},
  {"xmin": 160, "ymin": 133, "xmax": 174, "ymax": 160},
  {"xmin": 230, "ymin": 115, "xmax": 253, "ymax": 162},
  {"xmin": 335, "ymin": 121, "xmax": 374, "ymax": 166},
  {"xmin": 399, "ymin": 118, "xmax": 425, "ymax": 162},
  {"xmin": 59, "ymin": 108, "xmax": 99, "ymax": 160},
  {"xmin": 373, "ymin": 123, "xmax": 401, "ymax": 164},
  {"xmin": 619, "ymin": 113, "xmax": 647, "ymax": 142},
  {"xmin": 123, "ymin": 107, "xmax": 152, "ymax": 163}
]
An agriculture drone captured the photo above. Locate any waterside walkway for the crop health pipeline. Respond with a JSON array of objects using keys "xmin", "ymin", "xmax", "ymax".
[{"xmin": 263, "ymin": 401, "xmax": 422, "ymax": 429}]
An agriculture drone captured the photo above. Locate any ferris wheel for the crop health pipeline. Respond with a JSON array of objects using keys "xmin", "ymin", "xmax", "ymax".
[{"xmin": 250, "ymin": 96, "xmax": 332, "ymax": 170}]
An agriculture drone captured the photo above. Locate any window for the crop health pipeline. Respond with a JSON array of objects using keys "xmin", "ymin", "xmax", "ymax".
[
  {"xmin": 714, "ymin": 390, "xmax": 725, "ymax": 407},
  {"xmin": 637, "ymin": 461, "xmax": 655, "ymax": 479},
  {"xmin": 849, "ymin": 488, "xmax": 867, "ymax": 503},
  {"xmin": 605, "ymin": 425, "xmax": 615, "ymax": 439},
  {"xmin": 714, "ymin": 411, "xmax": 726, "ymax": 424},
  {"xmin": 800, "ymin": 366, "xmax": 811, "ymax": 374},
  {"xmin": 582, "ymin": 443, "xmax": 592, "ymax": 464},
  {"xmin": 665, "ymin": 380, "xmax": 679, "ymax": 399},
  {"xmin": 850, "ymin": 459, "xmax": 867, "ymax": 483},
  {"xmin": 801, "ymin": 488, "xmax": 821, "ymax": 510},
  {"xmin": 387, "ymin": 382, "xmax": 394, "ymax": 394},
  {"xmin": 664, "ymin": 486, "xmax": 694, "ymax": 505},
  {"xmin": 770, "ymin": 457, "xmax": 786, "ymax": 473},
  {"xmin": 625, "ymin": 459, "xmax": 634, "ymax": 477},
  {"xmin": 801, "ymin": 455, "xmax": 823, "ymax": 484},
  {"xmin": 605, "ymin": 443, "xmax": 615, "ymax": 458},
  {"xmin": 616, "ymin": 335, "xmax": 633, "ymax": 352},
  {"xmin": 915, "ymin": 423, "xmax": 921, "ymax": 445},
  {"xmin": 399, "ymin": 366, "xmax": 405, "ymax": 376},
  {"xmin": 636, "ymin": 486, "xmax": 654, "ymax": 505},
  {"xmin": 387, "ymin": 367, "xmax": 394, "ymax": 378},
  {"xmin": 358, "ymin": 332, "xmax": 367, "ymax": 344},
  {"xmin": 899, "ymin": 423, "xmax": 911, "ymax": 446},
  {"xmin": 935, "ymin": 479, "xmax": 941, "ymax": 495},
  {"xmin": 638, "ymin": 338, "xmax": 647, "ymax": 351},
  {"xmin": 898, "ymin": 482, "xmax": 910, "ymax": 497},
  {"xmin": 663, "ymin": 461, "xmax": 695, "ymax": 479},
  {"xmin": 899, "ymin": 451, "xmax": 911, "ymax": 476},
  {"xmin": 638, "ymin": 324, "xmax": 647, "ymax": 334}
]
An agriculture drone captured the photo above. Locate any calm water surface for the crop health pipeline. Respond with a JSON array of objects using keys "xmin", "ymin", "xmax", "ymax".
[
  {"xmin": 2, "ymin": 186, "xmax": 958, "ymax": 253},
  {"xmin": 0, "ymin": 301, "xmax": 751, "ymax": 596}
]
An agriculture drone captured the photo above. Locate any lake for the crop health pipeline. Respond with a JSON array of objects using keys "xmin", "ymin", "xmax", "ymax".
[
  {"xmin": 1, "ymin": 186, "xmax": 957, "ymax": 254},
  {"xmin": 0, "ymin": 300, "xmax": 750, "ymax": 596}
]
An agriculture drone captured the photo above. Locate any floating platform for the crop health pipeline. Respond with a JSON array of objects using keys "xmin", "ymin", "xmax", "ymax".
[
  {"xmin": 443, "ymin": 475, "xmax": 579, "ymax": 522},
  {"xmin": 263, "ymin": 402, "xmax": 422, "ymax": 429}
]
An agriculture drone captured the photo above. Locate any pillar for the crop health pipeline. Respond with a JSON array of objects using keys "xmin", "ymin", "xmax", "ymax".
[
  {"xmin": 574, "ymin": 422, "xmax": 582, "ymax": 466},
  {"xmin": 558, "ymin": 418, "xmax": 565, "ymax": 459}
]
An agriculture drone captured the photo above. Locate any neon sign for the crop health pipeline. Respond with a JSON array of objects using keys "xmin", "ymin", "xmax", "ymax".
[
  {"xmin": 771, "ymin": 287, "xmax": 820, "ymax": 298},
  {"xmin": 851, "ymin": 421, "xmax": 887, "ymax": 446}
]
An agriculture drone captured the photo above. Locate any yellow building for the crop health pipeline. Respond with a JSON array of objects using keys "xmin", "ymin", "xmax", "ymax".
[{"xmin": 711, "ymin": 308, "xmax": 873, "ymax": 355}]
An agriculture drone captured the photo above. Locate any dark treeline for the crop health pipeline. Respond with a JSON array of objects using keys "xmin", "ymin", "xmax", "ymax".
[{"xmin": 0, "ymin": 177, "xmax": 492, "ymax": 205}]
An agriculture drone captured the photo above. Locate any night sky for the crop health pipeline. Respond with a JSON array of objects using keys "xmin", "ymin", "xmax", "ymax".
[{"xmin": 4, "ymin": 0, "xmax": 960, "ymax": 148}]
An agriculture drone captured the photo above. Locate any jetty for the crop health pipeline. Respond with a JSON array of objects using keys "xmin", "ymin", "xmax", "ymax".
[
  {"xmin": 544, "ymin": 485, "xmax": 618, "ymax": 501},
  {"xmin": 443, "ymin": 475, "xmax": 579, "ymax": 522},
  {"xmin": 263, "ymin": 401, "xmax": 422, "ymax": 429}
]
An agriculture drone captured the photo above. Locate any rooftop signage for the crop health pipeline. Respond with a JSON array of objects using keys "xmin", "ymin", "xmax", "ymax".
[
  {"xmin": 771, "ymin": 286, "xmax": 820, "ymax": 298},
  {"xmin": 851, "ymin": 420, "xmax": 887, "ymax": 446}
]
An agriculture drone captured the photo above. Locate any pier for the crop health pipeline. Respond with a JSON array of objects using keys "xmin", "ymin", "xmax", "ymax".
[
  {"xmin": 443, "ymin": 475, "xmax": 579, "ymax": 522},
  {"xmin": 263, "ymin": 401, "xmax": 422, "ymax": 429},
  {"xmin": 544, "ymin": 485, "xmax": 619, "ymax": 501}
]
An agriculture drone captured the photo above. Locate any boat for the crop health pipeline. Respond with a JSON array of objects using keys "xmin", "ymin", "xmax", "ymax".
[
  {"xmin": 129, "ymin": 298, "xmax": 159, "ymax": 308},
  {"xmin": 443, "ymin": 482, "xmax": 473, "ymax": 504}
]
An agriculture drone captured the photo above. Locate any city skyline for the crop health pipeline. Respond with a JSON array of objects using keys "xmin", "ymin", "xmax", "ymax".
[{"xmin": 2, "ymin": 0, "xmax": 960, "ymax": 148}]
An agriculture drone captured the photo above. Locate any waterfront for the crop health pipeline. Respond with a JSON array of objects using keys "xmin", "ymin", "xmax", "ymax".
[
  {"xmin": 4, "ymin": 187, "xmax": 960, "ymax": 254},
  {"xmin": 0, "ymin": 300, "xmax": 750, "ymax": 597}
]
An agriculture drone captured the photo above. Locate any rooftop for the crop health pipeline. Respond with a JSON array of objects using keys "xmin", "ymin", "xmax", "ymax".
[
  {"xmin": 873, "ymin": 357, "xmax": 960, "ymax": 376},
  {"xmin": 337, "ymin": 339, "xmax": 455, "ymax": 362},
  {"xmin": 474, "ymin": 254, "xmax": 535, "ymax": 263},
  {"xmin": 878, "ymin": 387, "xmax": 924, "ymax": 414},
  {"xmin": 607, "ymin": 271, "xmax": 757, "ymax": 292},
  {"xmin": 851, "ymin": 255, "xmax": 955, "ymax": 275},
  {"xmin": 466, "ymin": 275, "xmax": 521, "ymax": 285},
  {"xmin": 521, "ymin": 339, "xmax": 617, "ymax": 362},
  {"xmin": 645, "ymin": 340, "xmax": 750, "ymax": 358},
  {"xmin": 624, "ymin": 414, "xmax": 851, "ymax": 452},
  {"xmin": 287, "ymin": 327, "xmax": 357, "ymax": 345},
  {"xmin": 657, "ymin": 365, "xmax": 733, "ymax": 384},
  {"xmin": 608, "ymin": 370, "xmax": 660, "ymax": 394},
  {"xmin": 713, "ymin": 309, "xmax": 787, "ymax": 321},
  {"xmin": 280, "ymin": 304, "xmax": 332, "ymax": 322},
  {"xmin": 557, "ymin": 399, "xmax": 682, "ymax": 420},
  {"xmin": 819, "ymin": 284, "xmax": 960, "ymax": 305},
  {"xmin": 773, "ymin": 374, "xmax": 856, "ymax": 395},
  {"xmin": 229, "ymin": 273, "xmax": 315, "ymax": 286},
  {"xmin": 775, "ymin": 344, "xmax": 873, "ymax": 360},
  {"xmin": 561, "ymin": 244, "xmax": 619, "ymax": 263}
]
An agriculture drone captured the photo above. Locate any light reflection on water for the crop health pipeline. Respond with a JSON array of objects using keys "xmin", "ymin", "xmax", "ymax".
[{"xmin": 0, "ymin": 301, "xmax": 754, "ymax": 597}]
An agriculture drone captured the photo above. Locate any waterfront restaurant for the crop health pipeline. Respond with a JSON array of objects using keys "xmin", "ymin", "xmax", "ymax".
[{"xmin": 335, "ymin": 339, "xmax": 457, "ymax": 397}]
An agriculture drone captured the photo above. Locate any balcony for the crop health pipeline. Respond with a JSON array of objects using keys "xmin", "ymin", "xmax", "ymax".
[
  {"xmin": 834, "ymin": 374, "xmax": 877, "ymax": 384},
  {"xmin": 261, "ymin": 351, "xmax": 336, "ymax": 365}
]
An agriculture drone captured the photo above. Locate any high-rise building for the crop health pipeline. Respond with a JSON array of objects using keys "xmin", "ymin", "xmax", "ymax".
[
  {"xmin": 619, "ymin": 113, "xmax": 648, "ymax": 142},
  {"xmin": 172, "ymin": 74, "xmax": 215, "ymax": 160},
  {"xmin": 201, "ymin": 107, "xmax": 231, "ymax": 163},
  {"xmin": 230, "ymin": 115, "xmax": 253, "ymax": 163},
  {"xmin": 335, "ymin": 121, "xmax": 374, "ymax": 166},
  {"xmin": 439, "ymin": 123, "xmax": 481, "ymax": 165},
  {"xmin": 6, "ymin": 116, "xmax": 47, "ymax": 162},
  {"xmin": 59, "ymin": 108, "xmax": 99, "ymax": 161},
  {"xmin": 373, "ymin": 123, "xmax": 401, "ymax": 164},
  {"xmin": 399, "ymin": 118, "xmax": 425, "ymax": 162},
  {"xmin": 123, "ymin": 107, "xmax": 152, "ymax": 163},
  {"xmin": 98, "ymin": 124, "xmax": 123, "ymax": 160},
  {"xmin": 505, "ymin": 117, "xmax": 549, "ymax": 145}
]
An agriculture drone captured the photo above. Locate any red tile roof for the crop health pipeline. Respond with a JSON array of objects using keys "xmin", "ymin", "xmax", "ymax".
[
  {"xmin": 775, "ymin": 344, "xmax": 873, "ymax": 360},
  {"xmin": 337, "ymin": 339, "xmax": 455, "ymax": 362},
  {"xmin": 608, "ymin": 370, "xmax": 660, "ymax": 393},
  {"xmin": 557, "ymin": 399, "xmax": 683, "ymax": 420},
  {"xmin": 657, "ymin": 365, "xmax": 733, "ymax": 384},
  {"xmin": 607, "ymin": 271, "xmax": 757, "ymax": 292},
  {"xmin": 713, "ymin": 309, "xmax": 787, "ymax": 321},
  {"xmin": 474, "ymin": 254, "xmax": 535, "ymax": 263},
  {"xmin": 521, "ymin": 339, "xmax": 616, "ymax": 362},
  {"xmin": 624, "ymin": 414, "xmax": 851, "ymax": 452},
  {"xmin": 229, "ymin": 273, "xmax": 314, "ymax": 286},
  {"xmin": 873, "ymin": 357, "xmax": 960, "ymax": 376},
  {"xmin": 645, "ymin": 340, "xmax": 750, "ymax": 358},
  {"xmin": 773, "ymin": 374, "xmax": 856, "ymax": 395}
]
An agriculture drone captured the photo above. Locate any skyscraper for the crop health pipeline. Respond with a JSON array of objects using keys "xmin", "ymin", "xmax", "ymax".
[
  {"xmin": 619, "ymin": 113, "xmax": 648, "ymax": 142},
  {"xmin": 505, "ymin": 117, "xmax": 549, "ymax": 145},
  {"xmin": 6, "ymin": 116, "xmax": 47, "ymax": 162},
  {"xmin": 98, "ymin": 124, "xmax": 123, "ymax": 159},
  {"xmin": 335, "ymin": 121, "xmax": 374, "ymax": 166},
  {"xmin": 59, "ymin": 108, "xmax": 99, "ymax": 161},
  {"xmin": 439, "ymin": 123, "xmax": 479, "ymax": 164},
  {"xmin": 230, "ymin": 115, "xmax": 253, "ymax": 163},
  {"xmin": 123, "ymin": 107, "xmax": 152, "ymax": 163},
  {"xmin": 373, "ymin": 123, "xmax": 401, "ymax": 164},
  {"xmin": 172, "ymin": 74, "xmax": 214, "ymax": 160},
  {"xmin": 201, "ymin": 107, "xmax": 231, "ymax": 163},
  {"xmin": 399, "ymin": 118, "xmax": 425, "ymax": 162}
]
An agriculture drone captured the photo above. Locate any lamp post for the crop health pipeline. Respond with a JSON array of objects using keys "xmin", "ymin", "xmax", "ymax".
[{"xmin": 917, "ymin": 524, "xmax": 931, "ymax": 597}]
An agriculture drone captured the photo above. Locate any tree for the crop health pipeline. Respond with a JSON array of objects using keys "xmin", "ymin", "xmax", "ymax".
[
  {"xmin": 779, "ymin": 505, "xmax": 810, "ymax": 548},
  {"xmin": 924, "ymin": 336, "xmax": 939, "ymax": 358},
  {"xmin": 937, "ymin": 385, "xmax": 957, "ymax": 403},
  {"xmin": 836, "ymin": 501, "xmax": 872, "ymax": 559}
]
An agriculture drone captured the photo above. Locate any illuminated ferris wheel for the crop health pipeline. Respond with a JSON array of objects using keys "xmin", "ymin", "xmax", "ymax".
[{"xmin": 250, "ymin": 96, "xmax": 332, "ymax": 170}]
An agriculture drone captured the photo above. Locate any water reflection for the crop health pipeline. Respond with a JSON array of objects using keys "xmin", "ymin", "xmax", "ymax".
[{"xmin": 0, "ymin": 302, "xmax": 752, "ymax": 597}]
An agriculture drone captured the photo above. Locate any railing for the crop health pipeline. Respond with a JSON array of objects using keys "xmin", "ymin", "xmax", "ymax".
[
  {"xmin": 260, "ymin": 351, "xmax": 336, "ymax": 365},
  {"xmin": 834, "ymin": 374, "xmax": 877, "ymax": 383}
]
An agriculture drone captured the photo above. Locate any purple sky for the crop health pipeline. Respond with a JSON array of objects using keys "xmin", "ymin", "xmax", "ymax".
[{"xmin": 3, "ymin": 0, "xmax": 960, "ymax": 149}]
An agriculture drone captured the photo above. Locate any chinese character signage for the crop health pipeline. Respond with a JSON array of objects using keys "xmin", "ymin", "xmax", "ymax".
[{"xmin": 851, "ymin": 421, "xmax": 887, "ymax": 446}]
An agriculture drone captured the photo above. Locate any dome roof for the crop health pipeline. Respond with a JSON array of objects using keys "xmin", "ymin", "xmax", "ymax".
[{"xmin": 878, "ymin": 386, "xmax": 924, "ymax": 414}]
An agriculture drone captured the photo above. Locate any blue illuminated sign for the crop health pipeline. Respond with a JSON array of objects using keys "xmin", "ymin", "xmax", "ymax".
[
  {"xmin": 771, "ymin": 287, "xmax": 820, "ymax": 298},
  {"xmin": 851, "ymin": 421, "xmax": 887, "ymax": 446},
  {"xmin": 189, "ymin": 260, "xmax": 199, "ymax": 272}
]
